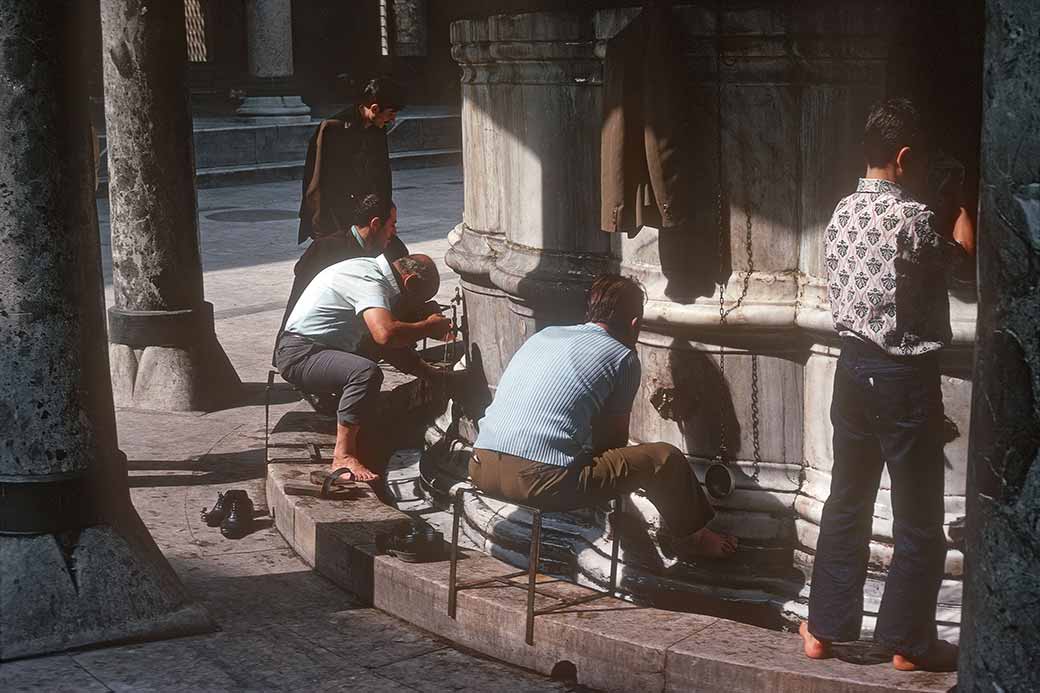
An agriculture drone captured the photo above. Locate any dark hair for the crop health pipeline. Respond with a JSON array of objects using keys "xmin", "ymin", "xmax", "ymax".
[
  {"xmin": 586, "ymin": 274, "xmax": 645, "ymax": 332},
  {"xmin": 354, "ymin": 193, "xmax": 394, "ymax": 228},
  {"xmin": 360, "ymin": 77, "xmax": 406, "ymax": 112},
  {"xmin": 863, "ymin": 98, "xmax": 927, "ymax": 167},
  {"xmin": 394, "ymin": 254, "xmax": 440, "ymax": 301}
]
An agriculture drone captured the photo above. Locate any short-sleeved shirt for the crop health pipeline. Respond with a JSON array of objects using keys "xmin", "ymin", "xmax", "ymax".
[
  {"xmin": 824, "ymin": 178, "xmax": 967, "ymax": 356},
  {"xmin": 284, "ymin": 255, "xmax": 400, "ymax": 353},
  {"xmin": 474, "ymin": 323, "xmax": 642, "ymax": 468}
]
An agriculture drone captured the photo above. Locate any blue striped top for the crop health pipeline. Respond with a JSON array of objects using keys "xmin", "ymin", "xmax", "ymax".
[{"xmin": 474, "ymin": 323, "xmax": 642, "ymax": 467}]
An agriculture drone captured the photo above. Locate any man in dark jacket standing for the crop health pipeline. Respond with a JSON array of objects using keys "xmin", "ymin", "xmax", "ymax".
[
  {"xmin": 274, "ymin": 79, "xmax": 408, "ymax": 363},
  {"xmin": 297, "ymin": 77, "xmax": 406, "ymax": 246}
]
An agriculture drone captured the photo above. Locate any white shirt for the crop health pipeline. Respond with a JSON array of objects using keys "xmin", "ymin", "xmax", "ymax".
[{"xmin": 284, "ymin": 255, "xmax": 400, "ymax": 353}]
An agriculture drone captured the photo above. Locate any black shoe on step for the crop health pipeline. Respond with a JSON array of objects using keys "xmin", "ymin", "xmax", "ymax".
[
  {"xmin": 220, "ymin": 490, "xmax": 255, "ymax": 539},
  {"xmin": 200, "ymin": 491, "xmax": 230, "ymax": 527}
]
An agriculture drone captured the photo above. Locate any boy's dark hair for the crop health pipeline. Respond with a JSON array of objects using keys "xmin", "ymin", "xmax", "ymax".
[
  {"xmin": 863, "ymin": 98, "xmax": 927, "ymax": 167},
  {"xmin": 360, "ymin": 77, "xmax": 406, "ymax": 112},
  {"xmin": 354, "ymin": 193, "xmax": 394, "ymax": 227},
  {"xmin": 586, "ymin": 274, "xmax": 645, "ymax": 333}
]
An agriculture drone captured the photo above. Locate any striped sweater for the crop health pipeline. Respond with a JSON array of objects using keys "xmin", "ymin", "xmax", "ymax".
[{"xmin": 474, "ymin": 323, "xmax": 641, "ymax": 467}]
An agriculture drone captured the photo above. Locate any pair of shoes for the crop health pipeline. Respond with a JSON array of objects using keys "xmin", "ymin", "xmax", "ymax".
[
  {"xmin": 200, "ymin": 490, "xmax": 255, "ymax": 539},
  {"xmin": 376, "ymin": 523, "xmax": 446, "ymax": 563}
]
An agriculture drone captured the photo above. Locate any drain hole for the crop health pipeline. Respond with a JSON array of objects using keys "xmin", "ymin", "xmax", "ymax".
[{"xmin": 550, "ymin": 660, "xmax": 577, "ymax": 683}]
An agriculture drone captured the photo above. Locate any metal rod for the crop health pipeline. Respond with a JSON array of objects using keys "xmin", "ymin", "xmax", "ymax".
[
  {"xmin": 448, "ymin": 488, "xmax": 463, "ymax": 619},
  {"xmin": 534, "ymin": 592, "xmax": 610, "ymax": 616},
  {"xmin": 265, "ymin": 369, "xmax": 276, "ymax": 457},
  {"xmin": 526, "ymin": 509, "xmax": 541, "ymax": 646},
  {"xmin": 609, "ymin": 497, "xmax": 621, "ymax": 595},
  {"xmin": 455, "ymin": 571, "xmax": 528, "ymax": 590}
]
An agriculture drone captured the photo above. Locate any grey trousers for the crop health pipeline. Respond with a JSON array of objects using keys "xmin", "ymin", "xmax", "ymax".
[{"xmin": 274, "ymin": 332, "xmax": 383, "ymax": 426}]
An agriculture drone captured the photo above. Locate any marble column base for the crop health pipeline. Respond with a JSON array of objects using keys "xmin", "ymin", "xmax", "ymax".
[
  {"xmin": 0, "ymin": 525, "xmax": 212, "ymax": 660},
  {"xmin": 109, "ymin": 338, "xmax": 241, "ymax": 412},
  {"xmin": 235, "ymin": 95, "xmax": 312, "ymax": 124}
]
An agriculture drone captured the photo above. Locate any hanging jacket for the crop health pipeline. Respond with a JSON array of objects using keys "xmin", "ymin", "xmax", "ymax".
[{"xmin": 600, "ymin": 2, "xmax": 693, "ymax": 235}]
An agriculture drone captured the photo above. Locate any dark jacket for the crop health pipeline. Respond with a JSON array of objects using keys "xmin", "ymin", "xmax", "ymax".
[
  {"xmin": 600, "ymin": 3, "xmax": 693, "ymax": 234},
  {"xmin": 297, "ymin": 104, "xmax": 393, "ymax": 244}
]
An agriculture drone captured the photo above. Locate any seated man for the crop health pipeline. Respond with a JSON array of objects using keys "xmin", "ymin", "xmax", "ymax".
[
  {"xmin": 470, "ymin": 274, "xmax": 736, "ymax": 559},
  {"xmin": 273, "ymin": 192, "xmax": 404, "ymax": 362},
  {"xmin": 274, "ymin": 253, "xmax": 451, "ymax": 482}
]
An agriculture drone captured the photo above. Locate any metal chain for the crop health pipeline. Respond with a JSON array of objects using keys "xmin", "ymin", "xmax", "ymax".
[{"xmin": 713, "ymin": 5, "xmax": 762, "ymax": 482}]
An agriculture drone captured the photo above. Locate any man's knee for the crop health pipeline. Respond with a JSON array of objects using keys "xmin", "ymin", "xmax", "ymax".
[
  {"xmin": 645, "ymin": 442, "xmax": 685, "ymax": 465},
  {"xmin": 353, "ymin": 360, "xmax": 384, "ymax": 391}
]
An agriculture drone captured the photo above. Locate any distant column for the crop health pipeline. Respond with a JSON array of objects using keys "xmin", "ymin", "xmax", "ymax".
[
  {"xmin": 959, "ymin": 0, "xmax": 1040, "ymax": 689},
  {"xmin": 236, "ymin": 0, "xmax": 311, "ymax": 123},
  {"xmin": 0, "ymin": 0, "xmax": 210, "ymax": 659},
  {"xmin": 101, "ymin": 0, "xmax": 240, "ymax": 411}
]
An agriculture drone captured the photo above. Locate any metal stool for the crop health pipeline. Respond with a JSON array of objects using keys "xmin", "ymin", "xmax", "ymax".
[
  {"xmin": 447, "ymin": 487, "xmax": 621, "ymax": 645},
  {"xmin": 264, "ymin": 369, "xmax": 278, "ymax": 456}
]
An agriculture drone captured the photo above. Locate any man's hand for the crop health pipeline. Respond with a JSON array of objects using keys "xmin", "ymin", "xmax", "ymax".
[{"xmin": 423, "ymin": 313, "xmax": 453, "ymax": 341}]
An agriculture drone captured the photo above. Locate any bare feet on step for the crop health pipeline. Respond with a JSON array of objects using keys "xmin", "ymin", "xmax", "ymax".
[
  {"xmin": 799, "ymin": 622, "xmax": 831, "ymax": 659},
  {"xmin": 892, "ymin": 640, "xmax": 958, "ymax": 672},
  {"xmin": 676, "ymin": 527, "xmax": 738, "ymax": 559},
  {"xmin": 332, "ymin": 457, "xmax": 380, "ymax": 482}
]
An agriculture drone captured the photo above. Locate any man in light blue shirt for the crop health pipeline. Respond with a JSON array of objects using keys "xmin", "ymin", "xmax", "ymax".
[
  {"xmin": 275, "ymin": 253, "xmax": 451, "ymax": 482},
  {"xmin": 471, "ymin": 275, "xmax": 736, "ymax": 559}
]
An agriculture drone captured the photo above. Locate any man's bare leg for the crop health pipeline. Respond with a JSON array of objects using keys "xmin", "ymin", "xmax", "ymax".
[
  {"xmin": 892, "ymin": 640, "xmax": 958, "ymax": 672},
  {"xmin": 799, "ymin": 622, "xmax": 831, "ymax": 659},
  {"xmin": 333, "ymin": 422, "xmax": 379, "ymax": 482}
]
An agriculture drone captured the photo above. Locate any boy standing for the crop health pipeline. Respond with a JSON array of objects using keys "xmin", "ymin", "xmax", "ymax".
[{"xmin": 801, "ymin": 99, "xmax": 973, "ymax": 671}]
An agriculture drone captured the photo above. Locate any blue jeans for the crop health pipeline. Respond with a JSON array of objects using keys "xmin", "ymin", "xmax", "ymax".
[{"xmin": 808, "ymin": 337, "xmax": 947, "ymax": 659}]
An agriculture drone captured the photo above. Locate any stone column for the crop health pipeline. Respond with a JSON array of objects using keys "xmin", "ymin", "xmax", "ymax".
[
  {"xmin": 447, "ymin": 12, "xmax": 609, "ymax": 390},
  {"xmin": 0, "ymin": 0, "xmax": 210, "ymax": 659},
  {"xmin": 959, "ymin": 0, "xmax": 1040, "ymax": 688},
  {"xmin": 236, "ymin": 0, "xmax": 311, "ymax": 123},
  {"xmin": 101, "ymin": 0, "xmax": 240, "ymax": 411}
]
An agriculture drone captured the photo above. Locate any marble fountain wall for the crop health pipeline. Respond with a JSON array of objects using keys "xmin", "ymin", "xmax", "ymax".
[{"xmin": 433, "ymin": 4, "xmax": 976, "ymax": 639}]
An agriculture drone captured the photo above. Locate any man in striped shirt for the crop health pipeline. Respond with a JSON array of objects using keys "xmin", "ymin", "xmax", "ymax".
[{"xmin": 471, "ymin": 275, "xmax": 736, "ymax": 559}]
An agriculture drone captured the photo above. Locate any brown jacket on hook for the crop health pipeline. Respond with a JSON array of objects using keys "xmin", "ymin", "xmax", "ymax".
[{"xmin": 600, "ymin": 2, "xmax": 693, "ymax": 235}]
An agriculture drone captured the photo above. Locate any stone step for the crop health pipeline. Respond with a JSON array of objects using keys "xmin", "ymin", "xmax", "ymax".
[
  {"xmin": 264, "ymin": 458, "xmax": 958, "ymax": 693},
  {"xmin": 95, "ymin": 110, "xmax": 461, "ymax": 192}
]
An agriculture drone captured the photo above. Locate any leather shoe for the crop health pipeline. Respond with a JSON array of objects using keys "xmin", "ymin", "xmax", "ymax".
[
  {"xmin": 219, "ymin": 490, "xmax": 255, "ymax": 539},
  {"xmin": 200, "ymin": 491, "xmax": 230, "ymax": 527}
]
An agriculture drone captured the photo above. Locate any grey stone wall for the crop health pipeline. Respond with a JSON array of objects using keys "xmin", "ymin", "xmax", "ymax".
[
  {"xmin": 959, "ymin": 0, "xmax": 1040, "ymax": 688},
  {"xmin": 444, "ymin": 3, "xmax": 979, "ymax": 638}
]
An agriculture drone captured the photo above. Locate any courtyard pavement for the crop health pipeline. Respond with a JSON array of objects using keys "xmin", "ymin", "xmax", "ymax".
[{"xmin": 1, "ymin": 166, "xmax": 576, "ymax": 692}]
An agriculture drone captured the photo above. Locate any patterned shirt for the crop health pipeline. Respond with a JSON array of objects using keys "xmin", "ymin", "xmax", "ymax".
[
  {"xmin": 824, "ymin": 178, "xmax": 965, "ymax": 356},
  {"xmin": 474, "ymin": 323, "xmax": 642, "ymax": 467}
]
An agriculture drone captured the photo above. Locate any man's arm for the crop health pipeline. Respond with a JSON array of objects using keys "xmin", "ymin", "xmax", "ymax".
[
  {"xmin": 952, "ymin": 206, "xmax": 976, "ymax": 257},
  {"xmin": 592, "ymin": 413, "xmax": 631, "ymax": 454},
  {"xmin": 362, "ymin": 307, "xmax": 451, "ymax": 349}
]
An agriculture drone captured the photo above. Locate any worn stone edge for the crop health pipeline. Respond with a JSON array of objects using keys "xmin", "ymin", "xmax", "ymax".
[{"xmin": 265, "ymin": 463, "xmax": 956, "ymax": 693}]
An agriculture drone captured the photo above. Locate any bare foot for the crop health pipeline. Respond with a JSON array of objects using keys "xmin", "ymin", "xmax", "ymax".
[
  {"xmin": 676, "ymin": 527, "xmax": 738, "ymax": 558},
  {"xmin": 332, "ymin": 457, "xmax": 380, "ymax": 483},
  {"xmin": 892, "ymin": 640, "xmax": 958, "ymax": 672},
  {"xmin": 799, "ymin": 622, "xmax": 831, "ymax": 659}
]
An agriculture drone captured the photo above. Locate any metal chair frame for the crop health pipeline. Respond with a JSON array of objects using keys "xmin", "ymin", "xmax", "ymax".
[
  {"xmin": 264, "ymin": 368, "xmax": 277, "ymax": 458},
  {"xmin": 447, "ymin": 487, "xmax": 621, "ymax": 646}
]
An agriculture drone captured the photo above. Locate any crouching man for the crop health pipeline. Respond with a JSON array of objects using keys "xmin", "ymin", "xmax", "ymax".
[
  {"xmin": 469, "ymin": 274, "xmax": 736, "ymax": 559},
  {"xmin": 275, "ymin": 253, "xmax": 451, "ymax": 482}
]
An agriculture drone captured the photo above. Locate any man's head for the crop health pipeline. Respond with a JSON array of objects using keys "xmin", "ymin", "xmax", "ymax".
[
  {"xmin": 354, "ymin": 193, "xmax": 397, "ymax": 250},
  {"xmin": 359, "ymin": 77, "xmax": 405, "ymax": 128},
  {"xmin": 586, "ymin": 274, "xmax": 645, "ymax": 347},
  {"xmin": 863, "ymin": 98, "xmax": 929, "ymax": 191},
  {"xmin": 392, "ymin": 254, "xmax": 440, "ymax": 308}
]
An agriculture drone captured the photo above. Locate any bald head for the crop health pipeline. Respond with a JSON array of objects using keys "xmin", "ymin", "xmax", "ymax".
[{"xmin": 392, "ymin": 253, "xmax": 440, "ymax": 304}]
